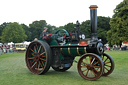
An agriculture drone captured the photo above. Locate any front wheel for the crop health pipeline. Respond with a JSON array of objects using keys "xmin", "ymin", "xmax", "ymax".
[{"xmin": 77, "ymin": 53, "xmax": 103, "ymax": 80}]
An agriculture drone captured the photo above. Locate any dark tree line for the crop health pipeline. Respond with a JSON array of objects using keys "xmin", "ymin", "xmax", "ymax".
[
  {"xmin": 0, "ymin": 0, "xmax": 127, "ymax": 45},
  {"xmin": 0, "ymin": 16, "xmax": 111, "ymax": 44}
]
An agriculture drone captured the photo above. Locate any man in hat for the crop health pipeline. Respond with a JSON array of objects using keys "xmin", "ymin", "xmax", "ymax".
[
  {"xmin": 42, "ymin": 27, "xmax": 48, "ymax": 37},
  {"xmin": 42, "ymin": 27, "xmax": 48, "ymax": 39}
]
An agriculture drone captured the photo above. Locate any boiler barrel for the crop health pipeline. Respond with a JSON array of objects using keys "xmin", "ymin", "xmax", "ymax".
[
  {"xmin": 57, "ymin": 43, "xmax": 97, "ymax": 57},
  {"xmin": 60, "ymin": 45, "xmax": 87, "ymax": 57}
]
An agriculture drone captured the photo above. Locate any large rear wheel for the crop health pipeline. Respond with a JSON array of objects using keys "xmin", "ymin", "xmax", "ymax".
[
  {"xmin": 25, "ymin": 40, "xmax": 52, "ymax": 75},
  {"xmin": 77, "ymin": 53, "xmax": 103, "ymax": 80}
]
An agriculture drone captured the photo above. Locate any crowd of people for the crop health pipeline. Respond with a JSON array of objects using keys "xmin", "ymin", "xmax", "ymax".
[
  {"xmin": 105, "ymin": 44, "xmax": 128, "ymax": 51},
  {"xmin": 0, "ymin": 45, "xmax": 16, "ymax": 55}
]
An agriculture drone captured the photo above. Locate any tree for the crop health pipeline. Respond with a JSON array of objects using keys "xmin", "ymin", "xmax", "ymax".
[
  {"xmin": 97, "ymin": 16, "xmax": 111, "ymax": 44},
  {"xmin": 29, "ymin": 20, "xmax": 47, "ymax": 40},
  {"xmin": 47, "ymin": 24, "xmax": 57, "ymax": 34},
  {"xmin": 21, "ymin": 24, "xmax": 31, "ymax": 41},
  {"xmin": 63, "ymin": 23, "xmax": 75, "ymax": 32},
  {"xmin": 1, "ymin": 22, "xmax": 27, "ymax": 43},
  {"xmin": 80, "ymin": 16, "xmax": 111, "ymax": 44},
  {"xmin": 0, "ymin": 22, "xmax": 10, "ymax": 42},
  {"xmin": 107, "ymin": 0, "xmax": 128, "ymax": 46},
  {"xmin": 80, "ymin": 20, "xmax": 91, "ymax": 38}
]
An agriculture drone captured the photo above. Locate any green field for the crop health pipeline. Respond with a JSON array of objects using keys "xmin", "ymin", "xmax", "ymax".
[{"xmin": 0, "ymin": 51, "xmax": 128, "ymax": 85}]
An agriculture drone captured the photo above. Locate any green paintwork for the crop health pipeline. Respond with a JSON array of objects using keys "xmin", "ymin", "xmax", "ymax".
[
  {"xmin": 38, "ymin": 35, "xmax": 87, "ymax": 60},
  {"xmin": 49, "ymin": 38, "xmax": 58, "ymax": 46},
  {"xmin": 61, "ymin": 48, "xmax": 69, "ymax": 56},
  {"xmin": 50, "ymin": 38, "xmax": 64, "ymax": 60},
  {"xmin": 61, "ymin": 47, "xmax": 86, "ymax": 57},
  {"xmin": 70, "ymin": 47, "xmax": 78, "ymax": 56},
  {"xmin": 59, "ymin": 54, "xmax": 63, "ymax": 60}
]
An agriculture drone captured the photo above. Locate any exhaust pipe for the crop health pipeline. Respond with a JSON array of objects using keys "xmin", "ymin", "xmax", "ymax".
[{"xmin": 89, "ymin": 5, "xmax": 98, "ymax": 41}]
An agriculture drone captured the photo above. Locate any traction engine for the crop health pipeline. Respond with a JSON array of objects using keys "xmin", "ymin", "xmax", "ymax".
[{"xmin": 25, "ymin": 5, "xmax": 114, "ymax": 80}]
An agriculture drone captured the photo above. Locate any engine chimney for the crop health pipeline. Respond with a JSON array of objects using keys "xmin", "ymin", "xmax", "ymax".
[{"xmin": 89, "ymin": 5, "xmax": 98, "ymax": 41}]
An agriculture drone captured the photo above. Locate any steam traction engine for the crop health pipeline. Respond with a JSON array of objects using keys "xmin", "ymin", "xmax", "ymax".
[{"xmin": 25, "ymin": 5, "xmax": 114, "ymax": 80}]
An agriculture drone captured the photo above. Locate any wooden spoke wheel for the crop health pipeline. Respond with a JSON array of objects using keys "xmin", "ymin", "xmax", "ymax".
[
  {"xmin": 77, "ymin": 53, "xmax": 103, "ymax": 80},
  {"xmin": 25, "ymin": 40, "xmax": 52, "ymax": 75},
  {"xmin": 101, "ymin": 53, "xmax": 115, "ymax": 76}
]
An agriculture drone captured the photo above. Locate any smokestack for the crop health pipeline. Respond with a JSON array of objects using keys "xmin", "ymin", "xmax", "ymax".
[{"xmin": 89, "ymin": 5, "xmax": 98, "ymax": 41}]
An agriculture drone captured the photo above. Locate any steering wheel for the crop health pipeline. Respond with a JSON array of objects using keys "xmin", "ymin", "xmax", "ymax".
[{"xmin": 55, "ymin": 29, "xmax": 69, "ymax": 44}]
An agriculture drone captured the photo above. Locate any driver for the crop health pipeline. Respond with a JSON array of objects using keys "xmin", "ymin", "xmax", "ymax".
[
  {"xmin": 42, "ymin": 27, "xmax": 52, "ymax": 43},
  {"xmin": 42, "ymin": 27, "xmax": 48, "ymax": 39}
]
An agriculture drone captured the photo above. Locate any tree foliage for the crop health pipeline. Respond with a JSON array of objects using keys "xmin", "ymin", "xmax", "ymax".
[
  {"xmin": 0, "ymin": 22, "xmax": 10, "ymax": 42},
  {"xmin": 63, "ymin": 23, "xmax": 75, "ymax": 32},
  {"xmin": 47, "ymin": 24, "xmax": 57, "ymax": 34},
  {"xmin": 107, "ymin": 0, "xmax": 128, "ymax": 46},
  {"xmin": 1, "ymin": 22, "xmax": 27, "ymax": 43},
  {"xmin": 29, "ymin": 20, "xmax": 47, "ymax": 40},
  {"xmin": 80, "ymin": 20, "xmax": 91, "ymax": 38},
  {"xmin": 21, "ymin": 24, "xmax": 31, "ymax": 41},
  {"xmin": 97, "ymin": 16, "xmax": 111, "ymax": 44},
  {"xmin": 80, "ymin": 16, "xmax": 110, "ymax": 44}
]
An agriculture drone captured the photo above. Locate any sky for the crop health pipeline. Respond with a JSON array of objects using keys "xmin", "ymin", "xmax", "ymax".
[{"xmin": 0, "ymin": 0, "xmax": 123, "ymax": 27}]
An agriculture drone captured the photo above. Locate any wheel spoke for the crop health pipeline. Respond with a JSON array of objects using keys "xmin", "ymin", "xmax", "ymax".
[
  {"xmin": 85, "ymin": 70, "xmax": 89, "ymax": 76},
  {"xmin": 81, "ymin": 66, "xmax": 87, "ymax": 68},
  {"xmin": 36, "ymin": 61, "xmax": 38, "ymax": 69},
  {"xmin": 93, "ymin": 61, "xmax": 99, "ymax": 66},
  {"xmin": 93, "ymin": 66, "xmax": 100, "ymax": 68},
  {"xmin": 39, "ymin": 61, "xmax": 44, "ymax": 69},
  {"xmin": 41, "ymin": 55, "xmax": 46, "ymax": 58},
  {"xmin": 104, "ymin": 58, "xmax": 108, "ymax": 63},
  {"xmin": 82, "ymin": 61, "xmax": 88, "ymax": 65},
  {"xmin": 40, "ymin": 46, "xmax": 44, "ymax": 53},
  {"xmin": 82, "ymin": 69, "xmax": 88, "ymax": 72},
  {"xmin": 91, "ymin": 58, "xmax": 95, "ymax": 65},
  {"xmin": 93, "ymin": 68, "xmax": 99, "ymax": 73},
  {"xmin": 38, "ymin": 45, "xmax": 41, "ymax": 53},
  {"xmin": 85, "ymin": 58, "xmax": 89, "ymax": 64},
  {"xmin": 31, "ymin": 53, "xmax": 36, "ymax": 57},
  {"xmin": 40, "ymin": 60, "xmax": 45, "ymax": 67},
  {"xmin": 104, "ymin": 67, "xmax": 109, "ymax": 72},
  {"xmin": 40, "ymin": 58, "xmax": 46, "ymax": 61},
  {"xmin": 31, "ymin": 62, "xmax": 37, "ymax": 68},
  {"xmin": 102, "ymin": 55, "xmax": 104, "ymax": 60},
  {"xmin": 105, "ymin": 65, "xmax": 111, "ymax": 67},
  {"xmin": 40, "ymin": 52, "xmax": 45, "ymax": 56},
  {"xmin": 32, "ymin": 59, "xmax": 36, "ymax": 64},
  {"xmin": 105, "ymin": 61, "xmax": 111, "ymax": 64},
  {"xmin": 37, "ymin": 61, "xmax": 40, "ymax": 70},
  {"xmin": 34, "ymin": 46, "xmax": 37, "ymax": 53},
  {"xmin": 28, "ymin": 57, "xmax": 35, "ymax": 60},
  {"xmin": 92, "ymin": 70, "xmax": 97, "ymax": 77},
  {"xmin": 36, "ymin": 44, "xmax": 38, "ymax": 52},
  {"xmin": 90, "ymin": 70, "xmax": 93, "ymax": 77},
  {"xmin": 30, "ymin": 48, "xmax": 36, "ymax": 54}
]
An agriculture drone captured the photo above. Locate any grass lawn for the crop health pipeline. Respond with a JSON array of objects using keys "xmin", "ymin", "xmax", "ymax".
[{"xmin": 0, "ymin": 51, "xmax": 128, "ymax": 85}]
